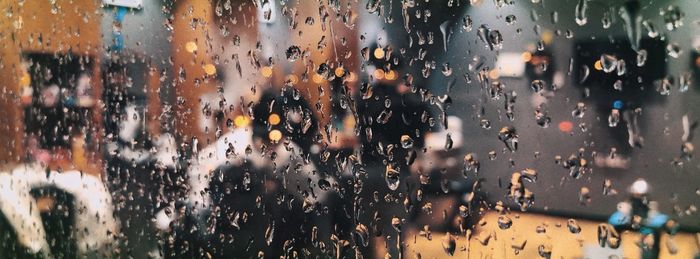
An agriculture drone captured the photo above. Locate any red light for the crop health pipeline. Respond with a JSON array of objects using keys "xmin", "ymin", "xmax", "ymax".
[{"xmin": 558, "ymin": 121, "xmax": 574, "ymax": 133}]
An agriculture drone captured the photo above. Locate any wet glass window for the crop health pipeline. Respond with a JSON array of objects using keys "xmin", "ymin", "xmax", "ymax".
[{"xmin": 0, "ymin": 0, "xmax": 699, "ymax": 258}]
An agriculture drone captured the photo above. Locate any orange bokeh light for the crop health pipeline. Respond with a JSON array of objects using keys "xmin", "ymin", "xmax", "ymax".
[{"xmin": 558, "ymin": 121, "xmax": 574, "ymax": 132}]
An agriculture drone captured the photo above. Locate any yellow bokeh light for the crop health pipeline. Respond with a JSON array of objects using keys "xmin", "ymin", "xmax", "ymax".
[
  {"xmin": 261, "ymin": 66, "xmax": 273, "ymax": 78},
  {"xmin": 19, "ymin": 73, "xmax": 30, "ymax": 87},
  {"xmin": 203, "ymin": 64, "xmax": 216, "ymax": 76},
  {"xmin": 343, "ymin": 115, "xmax": 356, "ymax": 129},
  {"xmin": 312, "ymin": 73, "xmax": 325, "ymax": 84},
  {"xmin": 334, "ymin": 67, "xmax": 345, "ymax": 77},
  {"xmin": 185, "ymin": 41, "xmax": 198, "ymax": 53},
  {"xmin": 488, "ymin": 69, "xmax": 500, "ymax": 80},
  {"xmin": 541, "ymin": 30, "xmax": 554, "ymax": 45},
  {"xmin": 521, "ymin": 52, "xmax": 532, "ymax": 62},
  {"xmin": 286, "ymin": 74, "xmax": 298, "ymax": 84},
  {"xmin": 269, "ymin": 129, "xmax": 282, "ymax": 142},
  {"xmin": 385, "ymin": 70, "xmax": 397, "ymax": 80},
  {"xmin": 373, "ymin": 69, "xmax": 385, "ymax": 80},
  {"xmin": 373, "ymin": 48, "xmax": 385, "ymax": 59},
  {"xmin": 234, "ymin": 115, "xmax": 250, "ymax": 127},
  {"xmin": 594, "ymin": 60, "xmax": 603, "ymax": 71},
  {"xmin": 268, "ymin": 113, "xmax": 281, "ymax": 125}
]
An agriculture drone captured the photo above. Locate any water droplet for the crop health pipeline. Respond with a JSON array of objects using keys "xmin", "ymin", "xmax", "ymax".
[
  {"xmin": 659, "ymin": 77, "xmax": 673, "ymax": 95},
  {"xmin": 619, "ymin": 1, "xmax": 642, "ymax": 50},
  {"xmin": 498, "ymin": 126, "xmax": 518, "ymax": 152},
  {"xmin": 488, "ymin": 151, "xmax": 497, "ymax": 160},
  {"xmin": 613, "ymin": 80, "xmax": 623, "ymax": 91},
  {"xmin": 477, "ymin": 25, "xmax": 503, "ymax": 51},
  {"xmin": 662, "ymin": 5, "xmax": 685, "ymax": 31},
  {"xmin": 608, "ymin": 109, "xmax": 620, "ymax": 127},
  {"xmin": 600, "ymin": 54, "xmax": 618, "ymax": 73},
  {"xmin": 679, "ymin": 73, "xmax": 691, "ymax": 93},
  {"xmin": 641, "ymin": 21, "xmax": 659, "ymax": 39},
  {"xmin": 681, "ymin": 142, "xmax": 694, "ymax": 160},
  {"xmin": 462, "ymin": 16, "xmax": 473, "ymax": 32},
  {"xmin": 567, "ymin": 219, "xmax": 581, "ymax": 234},
  {"xmin": 421, "ymin": 202, "xmax": 433, "ymax": 215},
  {"xmin": 385, "ymin": 165, "xmax": 400, "ymax": 191},
  {"xmin": 531, "ymin": 80, "xmax": 545, "ymax": 93},
  {"xmin": 354, "ymin": 224, "xmax": 370, "ymax": 247},
  {"xmin": 444, "ymin": 132, "xmax": 454, "ymax": 150},
  {"xmin": 551, "ymin": 11, "xmax": 559, "ymax": 24},
  {"xmin": 579, "ymin": 187, "xmax": 591, "ymax": 204},
  {"xmin": 286, "ymin": 45, "xmax": 302, "ymax": 61},
  {"xmin": 498, "ymin": 215, "xmax": 513, "ymax": 229},
  {"xmin": 441, "ymin": 63, "xmax": 453, "ymax": 76},
  {"xmin": 480, "ymin": 118, "xmax": 492, "ymax": 129},
  {"xmin": 538, "ymin": 244, "xmax": 552, "ymax": 257},
  {"xmin": 489, "ymin": 81, "xmax": 504, "ymax": 100},
  {"xmin": 597, "ymin": 224, "xmax": 610, "ymax": 247},
  {"xmin": 575, "ymin": 0, "xmax": 588, "ymax": 26},
  {"xmin": 391, "ymin": 217, "xmax": 402, "ymax": 232},
  {"xmin": 666, "ymin": 236, "xmax": 679, "ymax": 254},
  {"xmin": 667, "ymin": 43, "xmax": 682, "ymax": 58},
  {"xmin": 572, "ymin": 102, "xmax": 586, "ymax": 118},
  {"xmin": 459, "ymin": 205, "xmax": 470, "ymax": 218},
  {"xmin": 579, "ymin": 65, "xmax": 590, "ymax": 84},
  {"xmin": 463, "ymin": 153, "xmax": 481, "ymax": 175},
  {"xmin": 505, "ymin": 15, "xmax": 517, "ymax": 25},
  {"xmin": 419, "ymin": 225, "xmax": 433, "ymax": 240},
  {"xmin": 616, "ymin": 59, "xmax": 626, "ymax": 76},
  {"xmin": 441, "ymin": 233, "xmax": 457, "ymax": 255},
  {"xmin": 602, "ymin": 11, "xmax": 612, "ymax": 29},
  {"xmin": 366, "ymin": 0, "xmax": 381, "ymax": 14},
  {"xmin": 535, "ymin": 108, "xmax": 551, "ymax": 128},
  {"xmin": 265, "ymin": 219, "xmax": 275, "ymax": 245},
  {"xmin": 636, "ymin": 49, "xmax": 648, "ymax": 67},
  {"xmin": 318, "ymin": 178, "xmax": 332, "ymax": 191},
  {"xmin": 377, "ymin": 109, "xmax": 393, "ymax": 124},
  {"xmin": 361, "ymin": 47, "xmax": 370, "ymax": 61},
  {"xmin": 400, "ymin": 135, "xmax": 414, "ymax": 149},
  {"xmin": 603, "ymin": 179, "xmax": 617, "ymax": 196}
]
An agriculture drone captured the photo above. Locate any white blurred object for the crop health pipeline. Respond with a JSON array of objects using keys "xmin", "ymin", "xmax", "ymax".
[
  {"xmin": 617, "ymin": 201, "xmax": 632, "ymax": 215},
  {"xmin": 40, "ymin": 84, "xmax": 60, "ymax": 107},
  {"xmin": 583, "ymin": 244, "xmax": 623, "ymax": 258},
  {"xmin": 114, "ymin": 104, "xmax": 177, "ymax": 167},
  {"xmin": 693, "ymin": 36, "xmax": 700, "ymax": 51},
  {"xmin": 154, "ymin": 205, "xmax": 175, "ymax": 231},
  {"xmin": 594, "ymin": 153, "xmax": 630, "ymax": 169},
  {"xmin": 102, "ymin": 0, "xmax": 142, "ymax": 8},
  {"xmin": 424, "ymin": 116, "xmax": 463, "ymax": 151},
  {"xmin": 153, "ymin": 133, "xmax": 178, "ymax": 168},
  {"xmin": 185, "ymin": 127, "xmax": 334, "ymax": 216},
  {"xmin": 257, "ymin": 0, "xmax": 276, "ymax": 23},
  {"xmin": 118, "ymin": 104, "xmax": 141, "ymax": 142},
  {"xmin": 0, "ymin": 164, "xmax": 118, "ymax": 257},
  {"xmin": 553, "ymin": 71, "xmax": 565, "ymax": 90},
  {"xmin": 197, "ymin": 94, "xmax": 218, "ymax": 134},
  {"xmin": 495, "ymin": 52, "xmax": 525, "ymax": 77},
  {"xmin": 629, "ymin": 178, "xmax": 649, "ymax": 195}
]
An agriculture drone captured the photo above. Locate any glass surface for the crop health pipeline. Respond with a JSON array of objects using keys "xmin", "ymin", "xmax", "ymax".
[{"xmin": 0, "ymin": 0, "xmax": 699, "ymax": 258}]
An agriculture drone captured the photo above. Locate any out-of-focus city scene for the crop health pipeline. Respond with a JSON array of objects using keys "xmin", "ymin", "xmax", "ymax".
[{"xmin": 0, "ymin": 0, "xmax": 699, "ymax": 258}]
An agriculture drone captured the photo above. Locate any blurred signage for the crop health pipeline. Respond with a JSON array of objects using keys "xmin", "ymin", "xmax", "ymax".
[
  {"xmin": 103, "ymin": 0, "xmax": 142, "ymax": 9},
  {"xmin": 496, "ymin": 52, "xmax": 526, "ymax": 77}
]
